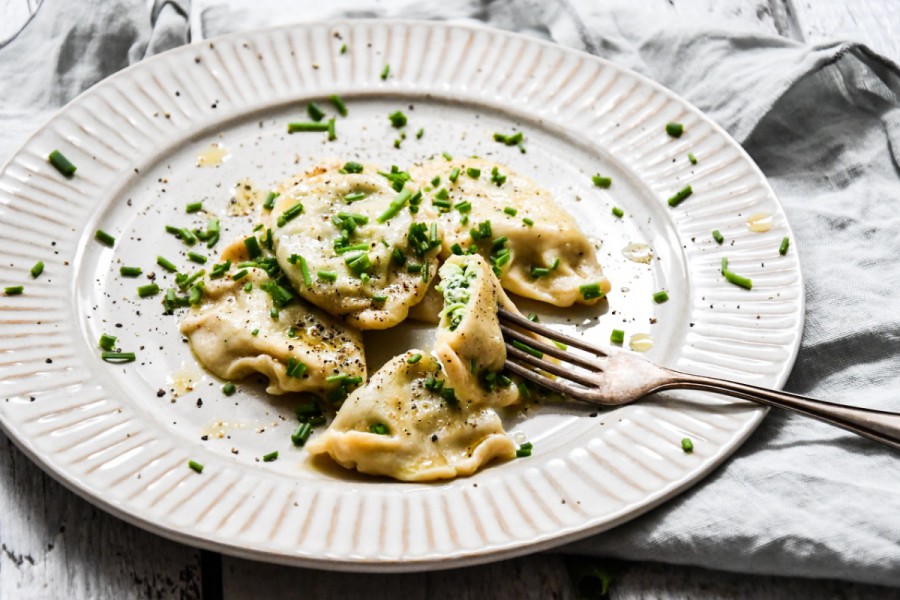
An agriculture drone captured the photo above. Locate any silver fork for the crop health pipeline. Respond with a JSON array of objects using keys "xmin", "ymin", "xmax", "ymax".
[{"xmin": 499, "ymin": 308, "xmax": 900, "ymax": 451}]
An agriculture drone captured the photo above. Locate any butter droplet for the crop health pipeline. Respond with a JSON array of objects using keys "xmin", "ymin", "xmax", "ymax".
[
  {"xmin": 197, "ymin": 143, "xmax": 230, "ymax": 167},
  {"xmin": 747, "ymin": 212, "xmax": 773, "ymax": 233},
  {"xmin": 629, "ymin": 333, "xmax": 655, "ymax": 353},
  {"xmin": 622, "ymin": 242, "xmax": 653, "ymax": 264}
]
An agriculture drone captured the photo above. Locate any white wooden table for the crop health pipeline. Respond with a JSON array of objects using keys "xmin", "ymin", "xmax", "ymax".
[{"xmin": 1, "ymin": 1, "xmax": 898, "ymax": 597}]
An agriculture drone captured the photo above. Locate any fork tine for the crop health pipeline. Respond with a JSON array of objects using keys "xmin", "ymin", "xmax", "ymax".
[
  {"xmin": 503, "ymin": 359, "xmax": 589, "ymax": 399},
  {"xmin": 498, "ymin": 308, "xmax": 606, "ymax": 356},
  {"xmin": 500, "ymin": 324, "xmax": 604, "ymax": 372},
  {"xmin": 505, "ymin": 344, "xmax": 599, "ymax": 388}
]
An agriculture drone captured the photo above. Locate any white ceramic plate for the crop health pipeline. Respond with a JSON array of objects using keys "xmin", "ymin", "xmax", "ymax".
[{"xmin": 0, "ymin": 21, "xmax": 803, "ymax": 571}]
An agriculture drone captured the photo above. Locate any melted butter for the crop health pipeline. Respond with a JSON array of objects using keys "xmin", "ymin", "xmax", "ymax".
[
  {"xmin": 196, "ymin": 143, "xmax": 230, "ymax": 167},
  {"xmin": 629, "ymin": 333, "xmax": 655, "ymax": 353},
  {"xmin": 747, "ymin": 211, "xmax": 773, "ymax": 232},
  {"xmin": 622, "ymin": 242, "xmax": 653, "ymax": 264},
  {"xmin": 229, "ymin": 178, "xmax": 264, "ymax": 216},
  {"xmin": 201, "ymin": 418, "xmax": 252, "ymax": 440},
  {"xmin": 168, "ymin": 363, "xmax": 203, "ymax": 397}
]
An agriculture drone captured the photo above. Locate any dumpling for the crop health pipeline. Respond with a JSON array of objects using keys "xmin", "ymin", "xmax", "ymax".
[
  {"xmin": 305, "ymin": 352, "xmax": 515, "ymax": 481},
  {"xmin": 179, "ymin": 268, "xmax": 366, "ymax": 397},
  {"xmin": 410, "ymin": 157, "xmax": 611, "ymax": 306},
  {"xmin": 434, "ymin": 254, "xmax": 519, "ymax": 408},
  {"xmin": 270, "ymin": 162, "xmax": 442, "ymax": 329}
]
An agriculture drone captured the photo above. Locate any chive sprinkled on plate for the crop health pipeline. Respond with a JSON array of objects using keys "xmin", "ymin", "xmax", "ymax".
[
  {"xmin": 611, "ymin": 206, "xmax": 624, "ymax": 218},
  {"xmin": 688, "ymin": 152, "xmax": 698, "ymax": 165},
  {"xmin": 712, "ymin": 230, "xmax": 724, "ymax": 244},
  {"xmin": 416, "ymin": 128, "xmax": 424, "ymax": 139},
  {"xmin": 188, "ymin": 460, "xmax": 204, "ymax": 474},
  {"xmin": 449, "ymin": 167, "xmax": 460, "ymax": 183},
  {"xmin": 779, "ymin": 237, "xmax": 790, "ymax": 256},
  {"xmin": 329, "ymin": 95, "xmax": 348, "ymax": 116},
  {"xmin": 307, "ymin": 102, "xmax": 326, "ymax": 122},
  {"xmin": 653, "ymin": 290, "xmax": 669, "ymax": 303},
  {"xmin": 522, "ymin": 217, "xmax": 534, "ymax": 227},
  {"xmin": 137, "ymin": 283, "xmax": 160, "ymax": 298},
  {"xmin": 592, "ymin": 174, "xmax": 612, "ymax": 188},
  {"xmin": 610, "ymin": 329, "xmax": 625, "ymax": 344},
  {"xmin": 516, "ymin": 441, "xmax": 533, "ymax": 458},
  {"xmin": 185, "ymin": 201, "xmax": 203, "ymax": 213},
  {"xmin": 667, "ymin": 185, "xmax": 693, "ymax": 207},
  {"xmin": 30, "ymin": 261, "xmax": 44, "ymax": 278},
  {"xmin": 327, "ymin": 118, "xmax": 336, "ymax": 141},
  {"xmin": 666, "ymin": 122, "xmax": 684, "ymax": 138},
  {"xmin": 119, "ymin": 266, "xmax": 142, "ymax": 277},
  {"xmin": 339, "ymin": 43, "xmax": 347, "ymax": 55},
  {"xmin": 287, "ymin": 121, "xmax": 329, "ymax": 133},
  {"xmin": 187, "ymin": 252, "xmax": 206, "ymax": 264},
  {"xmin": 380, "ymin": 64, "xmax": 390, "ymax": 80},
  {"xmin": 95, "ymin": 229, "xmax": 115, "ymax": 247},
  {"xmin": 442, "ymin": 152, "xmax": 452, "ymax": 161},
  {"xmin": 503, "ymin": 206, "xmax": 517, "ymax": 216},
  {"xmin": 48, "ymin": 150, "xmax": 77, "ymax": 177},
  {"xmin": 292, "ymin": 422, "xmax": 313, "ymax": 446},
  {"xmin": 222, "ymin": 382, "xmax": 236, "ymax": 396},
  {"xmin": 262, "ymin": 450, "xmax": 279, "ymax": 463},
  {"xmin": 388, "ymin": 111, "xmax": 407, "ymax": 128},
  {"xmin": 101, "ymin": 351, "xmax": 136, "ymax": 363},
  {"xmin": 493, "ymin": 131, "xmax": 523, "ymax": 146},
  {"xmin": 724, "ymin": 270, "xmax": 753, "ymax": 290},
  {"xmin": 99, "ymin": 333, "xmax": 117, "ymax": 351},
  {"xmin": 681, "ymin": 438, "xmax": 694, "ymax": 453},
  {"xmin": 263, "ymin": 191, "xmax": 279, "ymax": 210},
  {"xmin": 244, "ymin": 236, "xmax": 262, "ymax": 258}
]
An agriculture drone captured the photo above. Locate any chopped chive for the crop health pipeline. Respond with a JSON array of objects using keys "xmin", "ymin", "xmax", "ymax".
[
  {"xmin": 329, "ymin": 95, "xmax": 348, "ymax": 116},
  {"xmin": 95, "ymin": 230, "xmax": 115, "ymax": 247},
  {"xmin": 101, "ymin": 351, "xmax": 136, "ymax": 363},
  {"xmin": 610, "ymin": 329, "xmax": 625, "ymax": 344},
  {"xmin": 407, "ymin": 353, "xmax": 423, "ymax": 364},
  {"xmin": 779, "ymin": 237, "xmax": 790, "ymax": 256},
  {"xmin": 325, "ymin": 373, "xmax": 350, "ymax": 384},
  {"xmin": 531, "ymin": 266, "xmax": 550, "ymax": 278},
  {"xmin": 712, "ymin": 230, "xmax": 724, "ymax": 244},
  {"xmin": 688, "ymin": 152, "xmax": 698, "ymax": 165},
  {"xmin": 511, "ymin": 339, "xmax": 543, "ymax": 358},
  {"xmin": 667, "ymin": 185, "xmax": 693, "ymax": 207},
  {"xmin": 371, "ymin": 294, "xmax": 387, "ymax": 303},
  {"xmin": 522, "ymin": 217, "xmax": 534, "ymax": 227},
  {"xmin": 209, "ymin": 260, "xmax": 231, "ymax": 279},
  {"xmin": 527, "ymin": 313, "xmax": 539, "ymax": 322},
  {"xmin": 119, "ymin": 266, "xmax": 142, "ymax": 277},
  {"xmin": 250, "ymin": 328, "xmax": 259, "ymax": 336},
  {"xmin": 490, "ymin": 166, "xmax": 506, "ymax": 186},
  {"xmin": 187, "ymin": 252, "xmax": 207, "ymax": 264},
  {"xmin": 450, "ymin": 243, "xmax": 464, "ymax": 255},
  {"xmin": 503, "ymin": 206, "xmax": 518, "ymax": 216},
  {"xmin": 376, "ymin": 188, "xmax": 411, "ymax": 223},
  {"xmin": 232, "ymin": 269, "xmax": 248, "ymax": 281},
  {"xmin": 380, "ymin": 64, "xmax": 390, "ymax": 80},
  {"xmin": 681, "ymin": 437, "xmax": 694, "ymax": 453},
  {"xmin": 388, "ymin": 111, "xmax": 407, "ymax": 128},
  {"xmin": 205, "ymin": 217, "xmax": 220, "ymax": 248},
  {"xmin": 137, "ymin": 283, "xmax": 160, "ymax": 298},
  {"xmin": 724, "ymin": 269, "xmax": 753, "ymax": 290},
  {"xmin": 188, "ymin": 284, "xmax": 203, "ymax": 306},
  {"xmin": 493, "ymin": 131, "xmax": 524, "ymax": 146},
  {"xmin": 454, "ymin": 201, "xmax": 472, "ymax": 213},
  {"xmin": 222, "ymin": 382, "xmax": 236, "ymax": 396},
  {"xmin": 177, "ymin": 228, "xmax": 197, "ymax": 246},
  {"xmin": 416, "ymin": 128, "xmax": 424, "ymax": 139},
  {"xmin": 175, "ymin": 269, "xmax": 204, "ymax": 291},
  {"xmin": 292, "ymin": 422, "xmax": 313, "ymax": 446},
  {"xmin": 431, "ymin": 176, "xmax": 441, "ymax": 187},
  {"xmin": 30, "ymin": 261, "xmax": 45, "ymax": 278},
  {"xmin": 369, "ymin": 423, "xmax": 389, "ymax": 435},
  {"xmin": 48, "ymin": 150, "xmax": 77, "ymax": 177},
  {"xmin": 243, "ymin": 282, "xmax": 252, "ymax": 292},
  {"xmin": 339, "ymin": 43, "xmax": 347, "ymax": 54},
  {"xmin": 188, "ymin": 460, "xmax": 204, "ymax": 474},
  {"xmin": 186, "ymin": 201, "xmax": 203, "ymax": 213},
  {"xmin": 467, "ymin": 167, "xmax": 481, "ymax": 179},
  {"xmin": 653, "ymin": 290, "xmax": 669, "ymax": 303},
  {"xmin": 579, "ymin": 282, "xmax": 604, "ymax": 301},
  {"xmin": 406, "ymin": 263, "xmax": 422, "ymax": 274},
  {"xmin": 721, "ymin": 257, "xmax": 729, "ymax": 274},
  {"xmin": 287, "ymin": 121, "xmax": 329, "ymax": 133},
  {"xmin": 298, "ymin": 256, "xmax": 312, "ymax": 286},
  {"xmin": 666, "ymin": 122, "xmax": 684, "ymax": 138},
  {"xmin": 550, "ymin": 258, "xmax": 560, "ymax": 270},
  {"xmin": 516, "ymin": 441, "xmax": 533, "ymax": 458},
  {"xmin": 343, "ymin": 161, "xmax": 364, "ymax": 174},
  {"xmin": 442, "ymin": 152, "xmax": 452, "ymax": 161},
  {"xmin": 449, "ymin": 167, "xmax": 460, "ymax": 183},
  {"xmin": 592, "ymin": 175, "xmax": 612, "ymax": 188},
  {"xmin": 327, "ymin": 117, "xmax": 336, "ymax": 141},
  {"xmin": 611, "ymin": 206, "xmax": 624, "ymax": 218},
  {"xmin": 244, "ymin": 236, "xmax": 262, "ymax": 259},
  {"xmin": 263, "ymin": 191, "xmax": 279, "ymax": 211},
  {"xmin": 342, "ymin": 192, "xmax": 366, "ymax": 204},
  {"xmin": 262, "ymin": 451, "xmax": 279, "ymax": 462},
  {"xmin": 277, "ymin": 202, "xmax": 304, "ymax": 227},
  {"xmin": 307, "ymin": 102, "xmax": 326, "ymax": 122},
  {"xmin": 99, "ymin": 334, "xmax": 117, "ymax": 351},
  {"xmin": 317, "ymin": 269, "xmax": 337, "ymax": 282}
]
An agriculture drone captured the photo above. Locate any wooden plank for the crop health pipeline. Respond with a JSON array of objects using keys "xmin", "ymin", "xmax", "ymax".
[
  {"xmin": 0, "ymin": 436, "xmax": 202, "ymax": 599},
  {"xmin": 222, "ymin": 554, "xmax": 575, "ymax": 600},
  {"xmin": 789, "ymin": 0, "xmax": 900, "ymax": 61}
]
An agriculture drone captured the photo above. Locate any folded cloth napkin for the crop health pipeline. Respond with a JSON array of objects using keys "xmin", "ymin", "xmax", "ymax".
[{"xmin": 2, "ymin": 0, "xmax": 899, "ymax": 587}]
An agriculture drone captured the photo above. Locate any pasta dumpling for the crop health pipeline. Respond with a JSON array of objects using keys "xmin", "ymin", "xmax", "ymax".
[
  {"xmin": 270, "ymin": 163, "xmax": 441, "ymax": 329},
  {"xmin": 305, "ymin": 352, "xmax": 515, "ymax": 481},
  {"xmin": 411, "ymin": 157, "xmax": 610, "ymax": 306},
  {"xmin": 179, "ymin": 269, "xmax": 366, "ymax": 397}
]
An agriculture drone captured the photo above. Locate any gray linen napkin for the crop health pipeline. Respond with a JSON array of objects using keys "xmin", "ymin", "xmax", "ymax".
[{"xmin": 2, "ymin": 0, "xmax": 899, "ymax": 586}]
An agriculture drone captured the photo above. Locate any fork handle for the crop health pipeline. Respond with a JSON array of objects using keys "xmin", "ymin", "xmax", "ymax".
[{"xmin": 661, "ymin": 372, "xmax": 900, "ymax": 450}]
